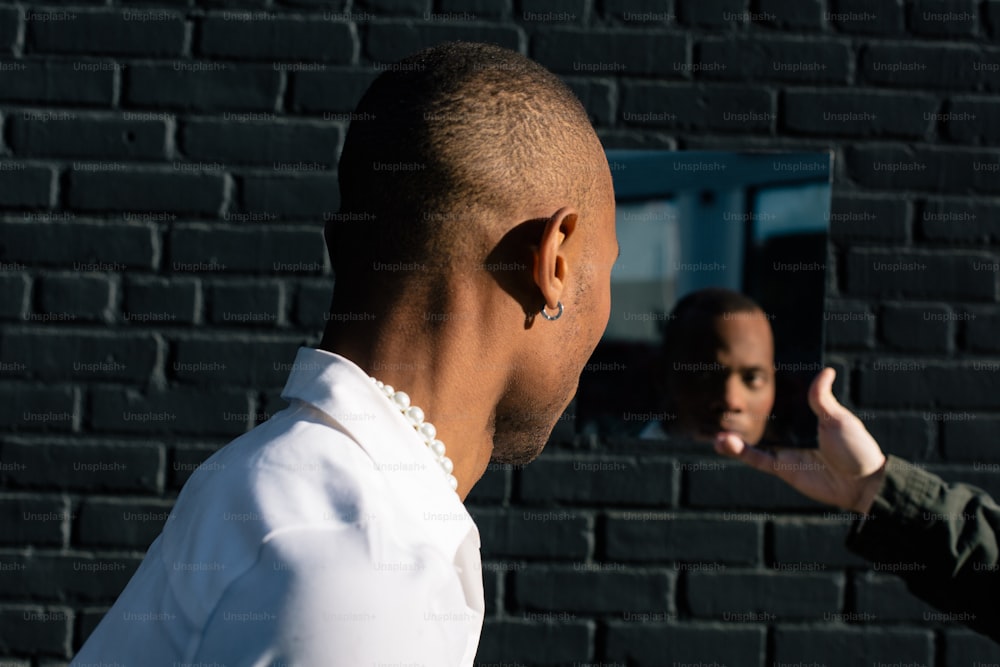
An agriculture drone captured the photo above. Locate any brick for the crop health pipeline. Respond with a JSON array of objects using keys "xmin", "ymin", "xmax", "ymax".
[
  {"xmin": 847, "ymin": 146, "xmax": 1000, "ymax": 195},
  {"xmin": 603, "ymin": 512, "xmax": 761, "ymax": 563},
  {"xmin": 172, "ymin": 337, "xmax": 297, "ymax": 388},
  {"xmin": 125, "ymin": 64, "xmax": 282, "ymax": 111},
  {"xmin": 988, "ymin": 0, "xmax": 1000, "ymax": 39},
  {"xmin": 845, "ymin": 250, "xmax": 995, "ymax": 300},
  {"xmin": 908, "ymin": 0, "xmax": 977, "ymax": 36},
  {"xmin": 78, "ymin": 498, "xmax": 173, "ymax": 548},
  {"xmin": 169, "ymin": 443, "xmax": 226, "ymax": 488},
  {"xmin": 880, "ymin": 304, "xmax": 951, "ymax": 352},
  {"xmin": 0, "ymin": 165, "xmax": 53, "ymax": 209},
  {"xmin": 946, "ymin": 96, "xmax": 1000, "ymax": 144},
  {"xmin": 123, "ymin": 276, "xmax": 198, "ymax": 325},
  {"xmin": 858, "ymin": 362, "xmax": 1000, "ymax": 409},
  {"xmin": 471, "ymin": 507, "xmax": 591, "ymax": 559},
  {"xmin": 89, "ymin": 386, "xmax": 251, "ymax": 436},
  {"xmin": 622, "ymin": 83, "xmax": 774, "ymax": 132},
  {"xmin": 752, "ymin": 0, "xmax": 823, "ymax": 29},
  {"xmin": 0, "ymin": 494, "xmax": 70, "ymax": 546},
  {"xmin": 206, "ymin": 281, "xmax": 283, "ymax": 327},
  {"xmin": 0, "ymin": 330, "xmax": 158, "ymax": 382},
  {"xmin": 481, "ymin": 565, "xmax": 499, "ymax": 615},
  {"xmin": 942, "ymin": 415, "xmax": 1000, "ymax": 461},
  {"xmin": 860, "ymin": 43, "xmax": 1000, "ymax": 90},
  {"xmin": 0, "ymin": 553, "xmax": 140, "ymax": 603},
  {"xmin": 772, "ymin": 517, "xmax": 869, "ymax": 568},
  {"xmin": 27, "ymin": 9, "xmax": 186, "ymax": 56},
  {"xmin": 8, "ymin": 113, "xmax": 168, "ymax": 160},
  {"xmin": 2, "ymin": 441, "xmax": 162, "ymax": 492},
  {"xmin": 364, "ymin": 21, "xmax": 523, "ymax": 63},
  {"xmin": 0, "ymin": 61, "xmax": 114, "ymax": 106},
  {"xmin": 356, "ymin": 0, "xmax": 429, "ymax": 15},
  {"xmin": 919, "ymin": 199, "xmax": 1000, "ymax": 241},
  {"xmin": 562, "ymin": 77, "xmax": 615, "ymax": 126},
  {"xmin": 0, "ymin": 605, "xmax": 72, "ymax": 657},
  {"xmin": 519, "ymin": 0, "xmax": 588, "ymax": 24},
  {"xmin": 198, "ymin": 15, "xmax": 355, "ymax": 62},
  {"xmin": 439, "ymin": 0, "xmax": 510, "ymax": 18},
  {"xmin": 944, "ymin": 628, "xmax": 1000, "ymax": 665},
  {"xmin": 864, "ymin": 413, "xmax": 935, "ymax": 461},
  {"xmin": 532, "ymin": 28, "xmax": 686, "ymax": 76},
  {"xmin": 37, "ymin": 274, "xmax": 114, "ymax": 322},
  {"xmin": 828, "ymin": 195, "xmax": 910, "ymax": 243},
  {"xmin": 826, "ymin": 0, "xmax": 903, "ymax": 33},
  {"xmin": 293, "ymin": 279, "xmax": 335, "ymax": 330},
  {"xmin": 169, "ymin": 225, "xmax": 326, "ymax": 274},
  {"xmin": 68, "ymin": 170, "xmax": 226, "ymax": 216},
  {"xmin": 0, "ymin": 385, "xmax": 76, "ymax": 432},
  {"xmin": 518, "ymin": 456, "xmax": 677, "ymax": 506},
  {"xmin": 475, "ymin": 619, "xmax": 592, "ymax": 666},
  {"xmin": 0, "ymin": 273, "xmax": 29, "ymax": 319},
  {"xmin": 697, "ymin": 37, "xmax": 850, "ymax": 83},
  {"xmin": 965, "ymin": 308, "xmax": 1000, "ymax": 351},
  {"xmin": 238, "ymin": 174, "xmax": 341, "ymax": 219},
  {"xmin": 514, "ymin": 566, "xmax": 674, "ymax": 613},
  {"xmin": 596, "ymin": 129, "xmax": 678, "ymax": 150},
  {"xmin": 685, "ymin": 464, "xmax": 824, "ymax": 509},
  {"xmin": 601, "ymin": 0, "xmax": 673, "ymax": 23},
  {"xmin": 0, "ymin": 8, "xmax": 20, "ymax": 53},
  {"xmin": 774, "ymin": 627, "xmax": 933, "ymax": 667},
  {"xmin": 0, "ymin": 220, "xmax": 155, "ymax": 270},
  {"xmin": 288, "ymin": 68, "xmax": 377, "ymax": 113},
  {"xmin": 783, "ymin": 90, "xmax": 935, "ymax": 138},
  {"xmin": 75, "ymin": 608, "xmax": 107, "ymax": 652},
  {"xmin": 853, "ymin": 572, "xmax": 939, "ymax": 621},
  {"xmin": 686, "ymin": 570, "xmax": 842, "ymax": 619},
  {"xmin": 823, "ymin": 301, "xmax": 876, "ymax": 349},
  {"xmin": 464, "ymin": 462, "xmax": 509, "ymax": 504},
  {"xmin": 678, "ymin": 0, "xmax": 749, "ymax": 27},
  {"xmin": 605, "ymin": 622, "xmax": 765, "ymax": 667},
  {"xmin": 180, "ymin": 119, "xmax": 341, "ymax": 168}
]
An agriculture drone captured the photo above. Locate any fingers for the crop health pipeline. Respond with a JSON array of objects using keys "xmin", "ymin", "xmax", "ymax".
[
  {"xmin": 808, "ymin": 367, "xmax": 845, "ymax": 424},
  {"xmin": 714, "ymin": 432, "xmax": 780, "ymax": 476}
]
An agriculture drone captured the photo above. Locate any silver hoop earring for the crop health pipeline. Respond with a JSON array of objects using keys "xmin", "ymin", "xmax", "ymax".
[{"xmin": 540, "ymin": 301, "xmax": 564, "ymax": 321}]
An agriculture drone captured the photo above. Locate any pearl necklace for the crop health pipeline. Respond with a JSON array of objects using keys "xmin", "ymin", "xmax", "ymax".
[{"xmin": 370, "ymin": 377, "xmax": 459, "ymax": 492}]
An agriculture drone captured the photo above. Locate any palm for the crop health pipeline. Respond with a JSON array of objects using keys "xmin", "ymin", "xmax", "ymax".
[{"xmin": 716, "ymin": 368, "xmax": 886, "ymax": 513}]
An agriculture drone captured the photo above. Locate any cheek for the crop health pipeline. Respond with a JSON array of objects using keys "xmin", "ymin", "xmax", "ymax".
[{"xmin": 751, "ymin": 385, "xmax": 777, "ymax": 415}]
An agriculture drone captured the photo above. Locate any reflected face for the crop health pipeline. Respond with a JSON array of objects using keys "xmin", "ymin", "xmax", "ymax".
[{"xmin": 671, "ymin": 310, "xmax": 776, "ymax": 445}]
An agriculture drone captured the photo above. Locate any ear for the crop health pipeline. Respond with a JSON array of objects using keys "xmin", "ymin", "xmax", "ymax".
[{"xmin": 532, "ymin": 207, "xmax": 578, "ymax": 312}]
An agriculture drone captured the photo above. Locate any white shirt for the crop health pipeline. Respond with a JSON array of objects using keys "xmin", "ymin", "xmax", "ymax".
[{"xmin": 72, "ymin": 347, "xmax": 484, "ymax": 667}]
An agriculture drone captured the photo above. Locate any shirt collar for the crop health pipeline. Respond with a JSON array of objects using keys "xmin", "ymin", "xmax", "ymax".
[{"xmin": 279, "ymin": 346, "xmax": 478, "ymax": 555}]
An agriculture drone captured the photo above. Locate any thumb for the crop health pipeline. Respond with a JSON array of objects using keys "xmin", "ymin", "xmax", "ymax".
[
  {"xmin": 714, "ymin": 432, "xmax": 779, "ymax": 476},
  {"xmin": 808, "ymin": 367, "xmax": 847, "ymax": 425}
]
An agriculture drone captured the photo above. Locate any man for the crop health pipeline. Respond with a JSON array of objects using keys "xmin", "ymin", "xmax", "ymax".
[
  {"xmin": 717, "ymin": 368, "xmax": 1000, "ymax": 642},
  {"xmin": 71, "ymin": 42, "xmax": 618, "ymax": 665},
  {"xmin": 643, "ymin": 288, "xmax": 776, "ymax": 445}
]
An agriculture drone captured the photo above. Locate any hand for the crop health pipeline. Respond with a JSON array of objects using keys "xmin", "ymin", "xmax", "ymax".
[{"xmin": 713, "ymin": 367, "xmax": 888, "ymax": 514}]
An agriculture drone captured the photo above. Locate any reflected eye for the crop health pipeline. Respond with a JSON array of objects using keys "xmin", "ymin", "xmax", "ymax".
[{"xmin": 743, "ymin": 371, "xmax": 767, "ymax": 389}]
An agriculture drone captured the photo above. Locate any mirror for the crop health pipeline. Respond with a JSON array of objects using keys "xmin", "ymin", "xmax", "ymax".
[{"xmin": 577, "ymin": 150, "xmax": 832, "ymax": 448}]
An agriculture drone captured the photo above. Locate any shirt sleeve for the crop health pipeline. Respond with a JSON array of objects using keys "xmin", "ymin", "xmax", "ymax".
[
  {"xmin": 188, "ymin": 525, "xmax": 475, "ymax": 667},
  {"xmin": 845, "ymin": 455, "xmax": 1000, "ymax": 641}
]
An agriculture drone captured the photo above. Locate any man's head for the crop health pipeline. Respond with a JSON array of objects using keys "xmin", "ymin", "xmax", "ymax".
[
  {"xmin": 328, "ymin": 42, "xmax": 617, "ymax": 465},
  {"xmin": 663, "ymin": 288, "xmax": 775, "ymax": 445}
]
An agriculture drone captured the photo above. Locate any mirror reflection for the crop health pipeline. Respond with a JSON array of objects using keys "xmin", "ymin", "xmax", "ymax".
[{"xmin": 577, "ymin": 150, "xmax": 833, "ymax": 448}]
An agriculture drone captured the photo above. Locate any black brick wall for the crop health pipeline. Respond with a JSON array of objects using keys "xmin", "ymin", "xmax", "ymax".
[{"xmin": 2, "ymin": 0, "xmax": 999, "ymax": 665}]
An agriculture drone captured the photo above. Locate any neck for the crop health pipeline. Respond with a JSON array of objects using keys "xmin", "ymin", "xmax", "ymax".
[{"xmin": 318, "ymin": 290, "xmax": 504, "ymax": 501}]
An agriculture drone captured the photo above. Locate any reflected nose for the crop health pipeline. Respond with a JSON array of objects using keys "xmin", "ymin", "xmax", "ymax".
[{"xmin": 722, "ymin": 375, "xmax": 746, "ymax": 413}]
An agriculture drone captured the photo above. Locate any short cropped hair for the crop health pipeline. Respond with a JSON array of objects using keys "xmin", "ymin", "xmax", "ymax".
[{"xmin": 329, "ymin": 41, "xmax": 604, "ymax": 289}]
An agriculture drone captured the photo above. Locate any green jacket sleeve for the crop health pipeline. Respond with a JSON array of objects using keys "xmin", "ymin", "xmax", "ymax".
[{"xmin": 846, "ymin": 455, "xmax": 1000, "ymax": 642}]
